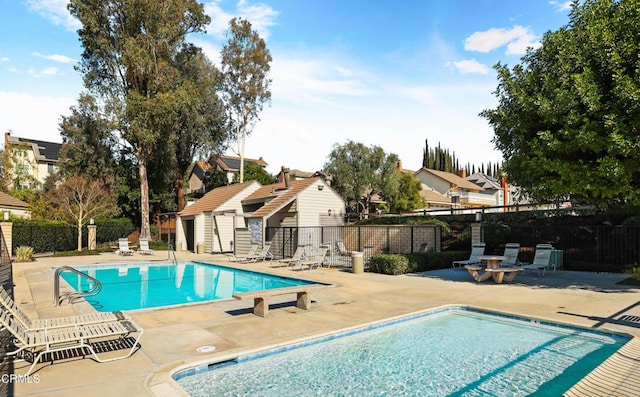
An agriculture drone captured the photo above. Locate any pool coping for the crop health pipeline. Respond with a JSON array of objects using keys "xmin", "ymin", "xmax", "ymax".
[
  {"xmin": 148, "ymin": 303, "xmax": 635, "ymax": 397},
  {"xmin": 12, "ymin": 253, "xmax": 640, "ymax": 396}
]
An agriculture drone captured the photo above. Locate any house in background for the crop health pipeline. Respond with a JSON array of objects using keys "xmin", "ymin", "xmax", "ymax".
[
  {"xmin": 175, "ymin": 171, "xmax": 345, "ymax": 255},
  {"xmin": 3, "ymin": 132, "xmax": 61, "ymax": 189},
  {"xmin": 186, "ymin": 155, "xmax": 269, "ymax": 194},
  {"xmin": 414, "ymin": 168, "xmax": 495, "ymax": 208},
  {"xmin": 466, "ymin": 172, "xmax": 507, "ymax": 207},
  {"xmin": 0, "ymin": 191, "xmax": 30, "ymax": 218}
]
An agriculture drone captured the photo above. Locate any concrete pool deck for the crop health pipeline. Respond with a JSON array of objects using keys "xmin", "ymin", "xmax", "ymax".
[{"xmin": 9, "ymin": 251, "xmax": 640, "ymax": 396}]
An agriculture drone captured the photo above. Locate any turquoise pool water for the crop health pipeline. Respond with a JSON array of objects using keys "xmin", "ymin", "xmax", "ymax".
[
  {"xmin": 59, "ymin": 261, "xmax": 318, "ymax": 311},
  {"xmin": 174, "ymin": 307, "xmax": 628, "ymax": 396}
]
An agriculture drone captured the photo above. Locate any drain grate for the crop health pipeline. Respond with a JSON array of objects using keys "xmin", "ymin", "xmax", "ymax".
[{"xmin": 618, "ymin": 315, "xmax": 640, "ymax": 323}]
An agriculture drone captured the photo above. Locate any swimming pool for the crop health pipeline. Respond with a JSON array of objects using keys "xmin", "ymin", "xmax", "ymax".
[
  {"xmin": 174, "ymin": 307, "xmax": 629, "ymax": 396},
  {"xmin": 59, "ymin": 261, "xmax": 320, "ymax": 311}
]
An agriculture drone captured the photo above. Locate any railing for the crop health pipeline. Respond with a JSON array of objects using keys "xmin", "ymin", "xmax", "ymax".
[
  {"xmin": 168, "ymin": 242, "xmax": 178, "ymax": 266},
  {"xmin": 54, "ymin": 266, "xmax": 102, "ymax": 306}
]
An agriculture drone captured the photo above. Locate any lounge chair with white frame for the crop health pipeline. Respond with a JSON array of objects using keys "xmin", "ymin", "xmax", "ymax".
[
  {"xmin": 0, "ymin": 308, "xmax": 143, "ymax": 375},
  {"xmin": 271, "ymin": 245, "xmax": 306, "ymax": 268},
  {"xmin": 240, "ymin": 243, "xmax": 273, "ymax": 263},
  {"xmin": 138, "ymin": 238, "xmax": 153, "ymax": 255},
  {"xmin": 297, "ymin": 246, "xmax": 329, "ymax": 270},
  {"xmin": 452, "ymin": 243, "xmax": 486, "ymax": 268},
  {"xmin": 499, "ymin": 243, "xmax": 521, "ymax": 267},
  {"xmin": 226, "ymin": 243, "xmax": 259, "ymax": 262},
  {"xmin": 116, "ymin": 238, "xmax": 134, "ymax": 256},
  {"xmin": 0, "ymin": 286, "xmax": 128, "ymax": 331},
  {"xmin": 521, "ymin": 244, "xmax": 555, "ymax": 276}
]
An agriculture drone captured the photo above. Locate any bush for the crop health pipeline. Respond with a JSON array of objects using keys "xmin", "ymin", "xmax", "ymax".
[
  {"xmin": 405, "ymin": 251, "xmax": 470, "ymax": 272},
  {"xmin": 14, "ymin": 246, "xmax": 34, "ymax": 262},
  {"xmin": 368, "ymin": 254, "xmax": 410, "ymax": 275}
]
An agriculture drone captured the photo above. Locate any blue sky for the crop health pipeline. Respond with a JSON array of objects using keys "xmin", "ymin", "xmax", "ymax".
[{"xmin": 1, "ymin": 0, "xmax": 573, "ymax": 174}]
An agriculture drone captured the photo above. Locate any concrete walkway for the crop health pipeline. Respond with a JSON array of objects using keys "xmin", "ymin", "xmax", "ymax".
[{"xmin": 8, "ymin": 251, "xmax": 640, "ymax": 396}]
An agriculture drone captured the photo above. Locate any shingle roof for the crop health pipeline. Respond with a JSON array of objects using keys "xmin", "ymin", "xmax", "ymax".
[
  {"xmin": 0, "ymin": 191, "xmax": 29, "ymax": 209},
  {"xmin": 243, "ymin": 177, "xmax": 320, "ymax": 218},
  {"xmin": 6, "ymin": 135, "xmax": 62, "ymax": 162},
  {"xmin": 179, "ymin": 181, "xmax": 259, "ymax": 216},
  {"xmin": 467, "ymin": 173, "xmax": 502, "ymax": 190},
  {"xmin": 420, "ymin": 189, "xmax": 451, "ymax": 205},
  {"xmin": 215, "ymin": 155, "xmax": 268, "ymax": 172},
  {"xmin": 416, "ymin": 168, "xmax": 482, "ymax": 191}
]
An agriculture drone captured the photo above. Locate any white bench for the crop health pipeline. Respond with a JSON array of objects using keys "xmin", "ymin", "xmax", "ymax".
[{"xmin": 232, "ymin": 285, "xmax": 324, "ymax": 317}]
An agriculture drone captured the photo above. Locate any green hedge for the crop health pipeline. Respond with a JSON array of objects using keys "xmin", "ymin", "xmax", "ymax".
[
  {"xmin": 11, "ymin": 218, "xmax": 135, "ymax": 254},
  {"xmin": 368, "ymin": 251, "xmax": 470, "ymax": 275}
]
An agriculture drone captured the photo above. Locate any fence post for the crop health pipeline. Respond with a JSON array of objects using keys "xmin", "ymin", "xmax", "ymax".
[
  {"xmin": 0, "ymin": 221, "xmax": 11, "ymax": 257},
  {"xmin": 88, "ymin": 224, "xmax": 97, "ymax": 250},
  {"xmin": 471, "ymin": 223, "xmax": 483, "ymax": 244}
]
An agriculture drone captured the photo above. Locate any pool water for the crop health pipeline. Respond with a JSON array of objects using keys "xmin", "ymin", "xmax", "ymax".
[
  {"xmin": 174, "ymin": 308, "xmax": 627, "ymax": 396},
  {"xmin": 59, "ymin": 261, "xmax": 317, "ymax": 311}
]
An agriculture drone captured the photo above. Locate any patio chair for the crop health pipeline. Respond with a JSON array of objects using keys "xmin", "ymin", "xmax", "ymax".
[
  {"xmin": 521, "ymin": 244, "xmax": 555, "ymax": 276},
  {"xmin": 499, "ymin": 243, "xmax": 521, "ymax": 267},
  {"xmin": 271, "ymin": 245, "xmax": 306, "ymax": 268},
  {"xmin": 0, "ymin": 286, "xmax": 128, "ymax": 331},
  {"xmin": 336, "ymin": 240, "xmax": 352, "ymax": 256},
  {"xmin": 297, "ymin": 246, "xmax": 329, "ymax": 270},
  {"xmin": 138, "ymin": 239, "xmax": 153, "ymax": 255},
  {"xmin": 116, "ymin": 238, "xmax": 134, "ymax": 256},
  {"xmin": 452, "ymin": 243, "xmax": 485, "ymax": 268},
  {"xmin": 226, "ymin": 244, "xmax": 259, "ymax": 262},
  {"xmin": 240, "ymin": 244, "xmax": 273, "ymax": 263},
  {"xmin": 0, "ymin": 309, "xmax": 143, "ymax": 375}
]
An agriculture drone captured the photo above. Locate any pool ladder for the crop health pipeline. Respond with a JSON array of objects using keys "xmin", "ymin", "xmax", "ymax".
[
  {"xmin": 168, "ymin": 242, "xmax": 178, "ymax": 266},
  {"xmin": 54, "ymin": 266, "xmax": 102, "ymax": 306}
]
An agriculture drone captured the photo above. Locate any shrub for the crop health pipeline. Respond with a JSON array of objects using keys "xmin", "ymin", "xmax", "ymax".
[
  {"xmin": 368, "ymin": 254, "xmax": 410, "ymax": 275},
  {"xmin": 14, "ymin": 246, "xmax": 34, "ymax": 262}
]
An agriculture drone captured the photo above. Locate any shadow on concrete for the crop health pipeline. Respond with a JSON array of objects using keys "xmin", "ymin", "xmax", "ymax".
[{"xmin": 412, "ymin": 268, "xmax": 639, "ymax": 294}]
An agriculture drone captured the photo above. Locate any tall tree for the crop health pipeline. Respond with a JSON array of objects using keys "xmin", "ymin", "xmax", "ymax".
[
  {"xmin": 481, "ymin": 0, "xmax": 640, "ymax": 208},
  {"xmin": 172, "ymin": 45, "xmax": 228, "ymax": 210},
  {"xmin": 220, "ymin": 17, "xmax": 272, "ymax": 183},
  {"xmin": 324, "ymin": 140, "xmax": 400, "ymax": 217},
  {"xmin": 68, "ymin": 0, "xmax": 210, "ymax": 239}
]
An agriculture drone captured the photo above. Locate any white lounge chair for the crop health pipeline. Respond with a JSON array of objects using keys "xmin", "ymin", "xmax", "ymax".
[
  {"xmin": 521, "ymin": 244, "xmax": 555, "ymax": 276},
  {"xmin": 240, "ymin": 244, "xmax": 273, "ymax": 263},
  {"xmin": 117, "ymin": 238, "xmax": 134, "ymax": 256},
  {"xmin": 138, "ymin": 239, "xmax": 153, "ymax": 255},
  {"xmin": 0, "ymin": 286, "xmax": 128, "ymax": 331},
  {"xmin": 271, "ymin": 245, "xmax": 306, "ymax": 268},
  {"xmin": 298, "ymin": 247, "xmax": 329, "ymax": 270},
  {"xmin": 226, "ymin": 244, "xmax": 259, "ymax": 262},
  {"xmin": 0, "ymin": 309, "xmax": 143, "ymax": 375},
  {"xmin": 499, "ymin": 243, "xmax": 521, "ymax": 267},
  {"xmin": 452, "ymin": 243, "xmax": 485, "ymax": 268}
]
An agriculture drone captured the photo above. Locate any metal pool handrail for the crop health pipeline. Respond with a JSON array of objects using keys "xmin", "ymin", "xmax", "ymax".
[
  {"xmin": 168, "ymin": 242, "xmax": 178, "ymax": 266},
  {"xmin": 54, "ymin": 266, "xmax": 102, "ymax": 306}
]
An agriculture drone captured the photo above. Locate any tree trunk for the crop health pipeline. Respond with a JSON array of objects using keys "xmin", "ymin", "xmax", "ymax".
[
  {"xmin": 176, "ymin": 173, "xmax": 185, "ymax": 211},
  {"xmin": 139, "ymin": 155, "xmax": 151, "ymax": 240},
  {"xmin": 239, "ymin": 123, "xmax": 245, "ymax": 183},
  {"xmin": 77, "ymin": 218, "xmax": 83, "ymax": 252}
]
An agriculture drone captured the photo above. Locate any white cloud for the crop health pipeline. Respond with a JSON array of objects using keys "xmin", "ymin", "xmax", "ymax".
[
  {"xmin": 24, "ymin": 0, "xmax": 80, "ymax": 32},
  {"xmin": 32, "ymin": 52, "xmax": 75, "ymax": 64},
  {"xmin": 40, "ymin": 67, "xmax": 59, "ymax": 76},
  {"xmin": 1, "ymin": 57, "xmax": 9, "ymax": 62},
  {"xmin": 451, "ymin": 59, "xmax": 490, "ymax": 75},
  {"xmin": 203, "ymin": 0, "xmax": 278, "ymax": 40},
  {"xmin": 0, "ymin": 91, "xmax": 74, "ymax": 143},
  {"xmin": 549, "ymin": 1, "xmax": 573, "ymax": 12},
  {"xmin": 464, "ymin": 25, "xmax": 539, "ymax": 55}
]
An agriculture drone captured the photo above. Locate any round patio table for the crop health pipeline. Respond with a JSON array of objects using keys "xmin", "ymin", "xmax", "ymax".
[{"xmin": 478, "ymin": 256, "xmax": 507, "ymax": 270}]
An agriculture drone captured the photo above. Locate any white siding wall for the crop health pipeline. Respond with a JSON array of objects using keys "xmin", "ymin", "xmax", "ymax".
[
  {"xmin": 208, "ymin": 213, "xmax": 235, "ymax": 253},
  {"xmin": 175, "ymin": 218, "xmax": 186, "ymax": 251},
  {"xmin": 296, "ymin": 180, "xmax": 345, "ymax": 227},
  {"xmin": 194, "ymin": 213, "xmax": 206, "ymax": 252},
  {"xmin": 415, "ymin": 171, "xmax": 451, "ymax": 195}
]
